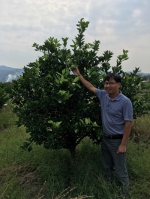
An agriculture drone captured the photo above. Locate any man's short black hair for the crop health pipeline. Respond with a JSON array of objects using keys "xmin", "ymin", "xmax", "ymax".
[{"xmin": 104, "ymin": 73, "xmax": 122, "ymax": 83}]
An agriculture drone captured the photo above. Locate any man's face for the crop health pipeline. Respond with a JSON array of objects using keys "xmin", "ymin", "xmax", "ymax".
[{"xmin": 104, "ymin": 78, "xmax": 121, "ymax": 95}]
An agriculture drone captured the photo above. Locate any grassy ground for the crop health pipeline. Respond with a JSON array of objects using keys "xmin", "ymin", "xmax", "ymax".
[{"xmin": 0, "ymin": 102, "xmax": 150, "ymax": 199}]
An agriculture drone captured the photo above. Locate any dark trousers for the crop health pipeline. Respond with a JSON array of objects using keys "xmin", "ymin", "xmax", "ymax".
[{"xmin": 101, "ymin": 137, "xmax": 130, "ymax": 197}]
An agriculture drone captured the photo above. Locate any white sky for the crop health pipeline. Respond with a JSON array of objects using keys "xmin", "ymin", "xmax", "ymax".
[{"xmin": 0, "ymin": 0, "xmax": 150, "ymax": 73}]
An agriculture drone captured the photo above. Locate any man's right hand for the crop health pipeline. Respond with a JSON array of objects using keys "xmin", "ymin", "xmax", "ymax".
[
  {"xmin": 71, "ymin": 66, "xmax": 81, "ymax": 76},
  {"xmin": 71, "ymin": 66, "xmax": 96, "ymax": 94}
]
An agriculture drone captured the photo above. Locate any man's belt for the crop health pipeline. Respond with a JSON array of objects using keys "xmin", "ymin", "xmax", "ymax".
[{"xmin": 103, "ymin": 134, "xmax": 123, "ymax": 139}]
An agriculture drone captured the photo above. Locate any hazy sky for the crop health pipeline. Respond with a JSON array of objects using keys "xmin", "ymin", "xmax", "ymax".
[{"xmin": 0, "ymin": 0, "xmax": 150, "ymax": 72}]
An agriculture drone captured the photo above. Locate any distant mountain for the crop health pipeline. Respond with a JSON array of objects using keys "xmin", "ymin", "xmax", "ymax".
[
  {"xmin": 0, "ymin": 65, "xmax": 17, "ymax": 71},
  {"xmin": 1, "ymin": 65, "xmax": 150, "ymax": 83},
  {"xmin": 126, "ymin": 71, "xmax": 150, "ymax": 76},
  {"xmin": 137, "ymin": 72, "xmax": 150, "ymax": 76},
  {"xmin": 0, "ymin": 65, "xmax": 24, "ymax": 82}
]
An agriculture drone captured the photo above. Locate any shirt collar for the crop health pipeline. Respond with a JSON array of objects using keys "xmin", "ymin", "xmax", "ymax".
[{"xmin": 107, "ymin": 91, "xmax": 122, "ymax": 101}]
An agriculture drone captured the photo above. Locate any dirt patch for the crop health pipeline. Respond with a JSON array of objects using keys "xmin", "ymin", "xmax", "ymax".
[
  {"xmin": 0, "ymin": 164, "xmax": 48, "ymax": 199},
  {"xmin": 0, "ymin": 165, "xmax": 93, "ymax": 199}
]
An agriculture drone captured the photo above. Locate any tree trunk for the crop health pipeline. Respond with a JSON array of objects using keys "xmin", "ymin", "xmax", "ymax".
[{"xmin": 69, "ymin": 147, "xmax": 76, "ymax": 159}]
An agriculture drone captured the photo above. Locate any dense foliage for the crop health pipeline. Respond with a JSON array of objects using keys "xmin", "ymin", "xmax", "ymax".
[
  {"xmin": 11, "ymin": 18, "xmax": 150, "ymax": 155},
  {"xmin": 0, "ymin": 82, "xmax": 9, "ymax": 109}
]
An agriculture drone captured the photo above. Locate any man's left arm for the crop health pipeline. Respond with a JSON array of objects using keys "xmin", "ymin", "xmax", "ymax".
[{"xmin": 117, "ymin": 121, "xmax": 132, "ymax": 154}]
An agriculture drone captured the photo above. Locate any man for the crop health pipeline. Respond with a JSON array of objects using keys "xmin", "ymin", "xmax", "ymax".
[{"xmin": 72, "ymin": 67, "xmax": 133, "ymax": 198}]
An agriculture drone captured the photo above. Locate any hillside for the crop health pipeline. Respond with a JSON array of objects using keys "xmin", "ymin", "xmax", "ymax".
[
  {"xmin": 0, "ymin": 65, "xmax": 24, "ymax": 82},
  {"xmin": 0, "ymin": 102, "xmax": 150, "ymax": 198}
]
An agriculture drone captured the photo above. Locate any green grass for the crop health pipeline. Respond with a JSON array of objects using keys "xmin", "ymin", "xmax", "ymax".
[{"xmin": 0, "ymin": 102, "xmax": 150, "ymax": 199}]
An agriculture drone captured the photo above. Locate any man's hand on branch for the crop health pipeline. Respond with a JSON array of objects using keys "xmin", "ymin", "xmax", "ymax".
[{"xmin": 71, "ymin": 66, "xmax": 81, "ymax": 76}]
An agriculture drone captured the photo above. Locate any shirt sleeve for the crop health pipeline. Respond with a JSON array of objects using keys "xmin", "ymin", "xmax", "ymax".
[
  {"xmin": 123, "ymin": 99, "xmax": 133, "ymax": 121},
  {"xmin": 95, "ymin": 88, "xmax": 105, "ymax": 101}
]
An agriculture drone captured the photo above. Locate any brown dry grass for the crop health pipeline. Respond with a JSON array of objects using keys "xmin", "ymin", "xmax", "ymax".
[
  {"xmin": 131, "ymin": 114, "xmax": 150, "ymax": 143},
  {"xmin": 0, "ymin": 164, "xmax": 94, "ymax": 199},
  {"xmin": 0, "ymin": 164, "xmax": 48, "ymax": 199}
]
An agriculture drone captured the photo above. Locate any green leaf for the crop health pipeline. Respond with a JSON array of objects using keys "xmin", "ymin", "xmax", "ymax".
[
  {"xmin": 62, "ymin": 69, "xmax": 66, "ymax": 75},
  {"xmin": 73, "ymin": 76, "xmax": 80, "ymax": 83},
  {"xmin": 54, "ymin": 121, "xmax": 62, "ymax": 128},
  {"xmin": 85, "ymin": 118, "xmax": 90, "ymax": 125}
]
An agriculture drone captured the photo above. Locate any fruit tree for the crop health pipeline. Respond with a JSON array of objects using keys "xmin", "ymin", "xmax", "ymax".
[{"xmin": 11, "ymin": 18, "xmax": 150, "ymax": 156}]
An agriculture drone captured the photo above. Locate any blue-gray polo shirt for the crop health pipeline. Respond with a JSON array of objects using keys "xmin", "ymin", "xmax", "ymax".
[{"xmin": 95, "ymin": 89, "xmax": 133, "ymax": 135}]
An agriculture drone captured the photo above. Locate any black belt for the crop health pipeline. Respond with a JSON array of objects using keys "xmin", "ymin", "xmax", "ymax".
[{"xmin": 104, "ymin": 134, "xmax": 123, "ymax": 139}]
